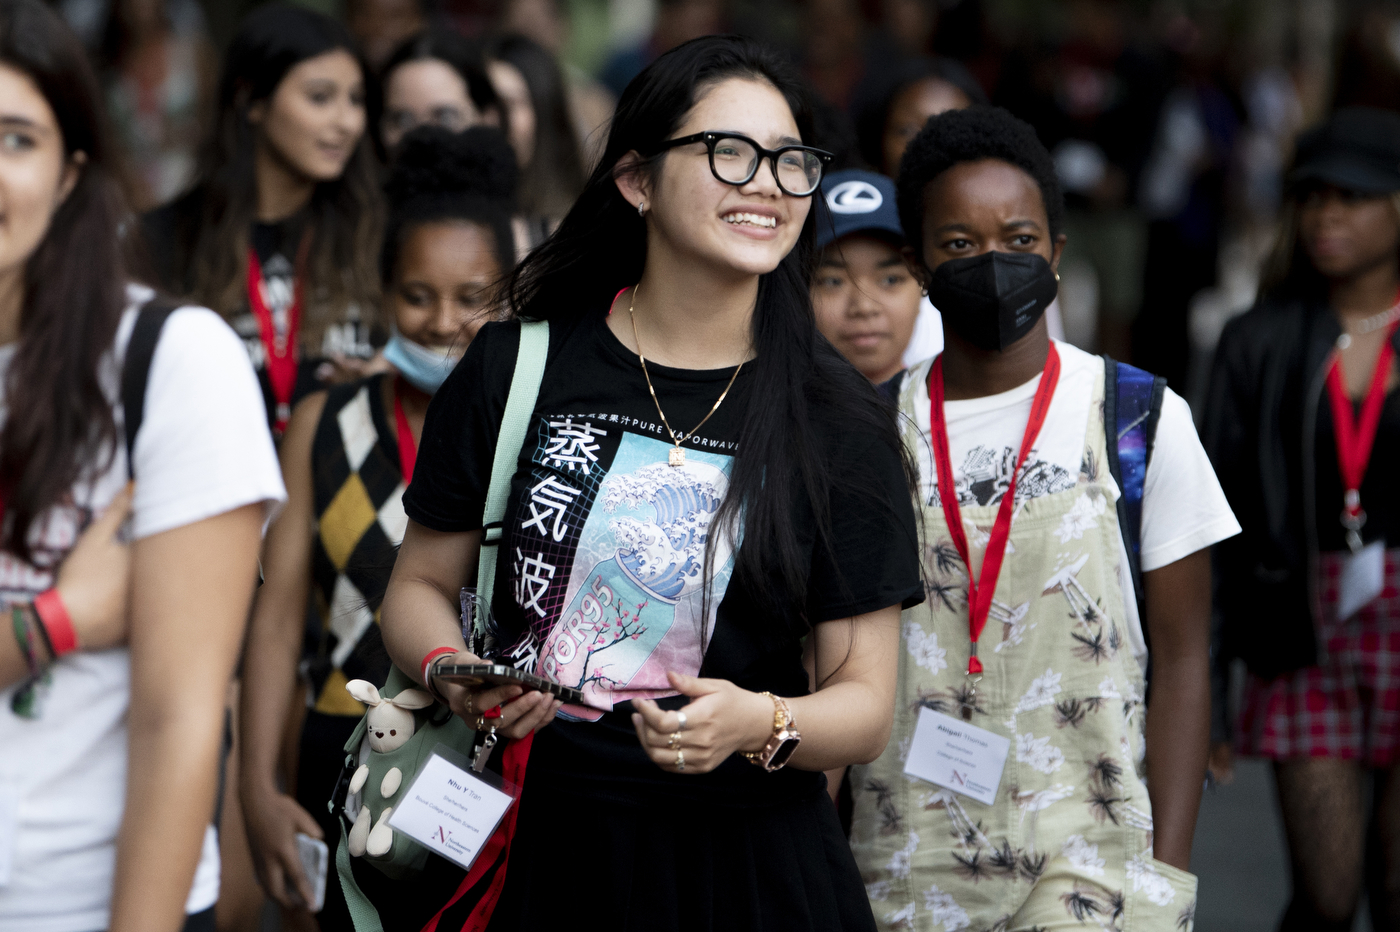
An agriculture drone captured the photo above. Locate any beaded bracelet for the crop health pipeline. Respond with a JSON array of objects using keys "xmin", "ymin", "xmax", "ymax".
[{"xmin": 10, "ymin": 605, "xmax": 50, "ymax": 719}]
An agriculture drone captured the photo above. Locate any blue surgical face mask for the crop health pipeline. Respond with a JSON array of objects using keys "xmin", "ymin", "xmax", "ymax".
[{"xmin": 383, "ymin": 328, "xmax": 460, "ymax": 394}]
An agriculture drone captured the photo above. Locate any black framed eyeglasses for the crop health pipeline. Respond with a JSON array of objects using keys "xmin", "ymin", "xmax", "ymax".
[{"xmin": 650, "ymin": 132, "xmax": 834, "ymax": 197}]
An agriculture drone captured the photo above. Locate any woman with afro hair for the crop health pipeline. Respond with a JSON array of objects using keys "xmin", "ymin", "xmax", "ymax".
[
  {"xmin": 846, "ymin": 105, "xmax": 1239, "ymax": 930},
  {"xmin": 236, "ymin": 126, "xmax": 518, "ymax": 931}
]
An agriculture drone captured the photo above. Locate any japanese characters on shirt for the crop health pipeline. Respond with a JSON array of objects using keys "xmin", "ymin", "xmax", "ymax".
[{"xmin": 501, "ymin": 412, "xmax": 740, "ymax": 721}]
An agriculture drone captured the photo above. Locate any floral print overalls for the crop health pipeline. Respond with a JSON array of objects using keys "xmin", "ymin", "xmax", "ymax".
[{"xmin": 849, "ymin": 357, "xmax": 1198, "ymax": 931}]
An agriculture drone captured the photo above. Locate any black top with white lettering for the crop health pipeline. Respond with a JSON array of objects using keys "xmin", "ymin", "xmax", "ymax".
[{"xmin": 405, "ymin": 309, "xmax": 922, "ymax": 799}]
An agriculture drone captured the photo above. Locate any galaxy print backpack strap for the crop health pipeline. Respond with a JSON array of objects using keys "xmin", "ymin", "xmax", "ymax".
[
  {"xmin": 1102, "ymin": 355, "xmax": 1166, "ymax": 637},
  {"xmin": 472, "ymin": 320, "xmax": 550, "ymax": 650}
]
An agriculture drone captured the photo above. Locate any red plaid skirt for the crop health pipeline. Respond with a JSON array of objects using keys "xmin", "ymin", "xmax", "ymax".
[{"xmin": 1236, "ymin": 548, "xmax": 1400, "ymax": 766}]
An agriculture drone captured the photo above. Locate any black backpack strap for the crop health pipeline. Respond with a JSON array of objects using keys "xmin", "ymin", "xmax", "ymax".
[{"xmin": 121, "ymin": 296, "xmax": 180, "ymax": 479}]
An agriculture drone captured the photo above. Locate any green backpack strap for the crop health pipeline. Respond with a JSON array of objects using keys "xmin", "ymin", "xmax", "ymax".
[
  {"xmin": 474, "ymin": 320, "xmax": 549, "ymax": 633},
  {"xmin": 336, "ymin": 320, "xmax": 549, "ymax": 932},
  {"xmin": 336, "ymin": 824, "xmax": 384, "ymax": 932}
]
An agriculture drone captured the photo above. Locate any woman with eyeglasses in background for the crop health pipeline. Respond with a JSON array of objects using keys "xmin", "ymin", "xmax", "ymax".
[{"xmin": 375, "ymin": 29, "xmax": 504, "ymax": 157}]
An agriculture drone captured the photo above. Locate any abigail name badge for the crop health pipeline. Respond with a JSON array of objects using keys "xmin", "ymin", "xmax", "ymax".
[
  {"xmin": 903, "ymin": 707, "xmax": 1010, "ymax": 806},
  {"xmin": 388, "ymin": 750, "xmax": 515, "ymax": 871}
]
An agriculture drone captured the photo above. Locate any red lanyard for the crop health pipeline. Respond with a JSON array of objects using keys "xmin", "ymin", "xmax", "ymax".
[
  {"xmin": 928, "ymin": 344, "xmax": 1061, "ymax": 676},
  {"xmin": 1325, "ymin": 317, "xmax": 1399, "ymax": 549},
  {"xmin": 393, "ymin": 378, "xmax": 418, "ymax": 484},
  {"xmin": 246, "ymin": 247, "xmax": 302, "ymax": 433}
]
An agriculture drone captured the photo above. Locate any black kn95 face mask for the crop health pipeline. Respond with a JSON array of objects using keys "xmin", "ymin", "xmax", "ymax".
[{"xmin": 927, "ymin": 250, "xmax": 1058, "ymax": 352}]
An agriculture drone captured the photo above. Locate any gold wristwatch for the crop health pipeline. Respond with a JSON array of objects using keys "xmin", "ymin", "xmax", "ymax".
[{"xmin": 741, "ymin": 691, "xmax": 801, "ymax": 771}]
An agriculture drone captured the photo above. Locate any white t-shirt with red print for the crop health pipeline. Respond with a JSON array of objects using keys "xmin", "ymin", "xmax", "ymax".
[{"xmin": 0, "ymin": 286, "xmax": 286, "ymax": 932}]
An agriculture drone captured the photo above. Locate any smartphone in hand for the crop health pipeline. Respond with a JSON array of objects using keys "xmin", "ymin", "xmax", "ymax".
[{"xmin": 295, "ymin": 832, "xmax": 328, "ymax": 912}]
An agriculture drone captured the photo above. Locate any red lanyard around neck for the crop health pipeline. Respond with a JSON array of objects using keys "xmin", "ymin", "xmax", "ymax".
[
  {"xmin": 928, "ymin": 344, "xmax": 1061, "ymax": 676},
  {"xmin": 246, "ymin": 247, "xmax": 302, "ymax": 434},
  {"xmin": 1325, "ymin": 316, "xmax": 1400, "ymax": 550},
  {"xmin": 393, "ymin": 378, "xmax": 418, "ymax": 484}
]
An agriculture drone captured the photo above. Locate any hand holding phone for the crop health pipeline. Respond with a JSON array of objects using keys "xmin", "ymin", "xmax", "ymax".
[
  {"xmin": 435, "ymin": 664, "xmax": 585, "ymax": 705},
  {"xmin": 294, "ymin": 832, "xmax": 328, "ymax": 913}
]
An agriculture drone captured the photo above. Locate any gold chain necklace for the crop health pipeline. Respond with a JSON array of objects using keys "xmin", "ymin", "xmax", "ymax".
[{"xmin": 627, "ymin": 284, "xmax": 744, "ymax": 467}]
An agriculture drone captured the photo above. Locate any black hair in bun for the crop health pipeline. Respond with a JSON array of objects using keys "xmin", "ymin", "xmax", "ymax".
[{"xmin": 382, "ymin": 126, "xmax": 520, "ymax": 283}]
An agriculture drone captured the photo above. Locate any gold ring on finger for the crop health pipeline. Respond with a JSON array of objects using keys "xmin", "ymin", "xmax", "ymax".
[
  {"xmin": 465, "ymin": 693, "xmax": 475, "ymax": 715},
  {"xmin": 675, "ymin": 749, "xmax": 685, "ymax": 772},
  {"xmin": 667, "ymin": 731, "xmax": 682, "ymax": 749}
]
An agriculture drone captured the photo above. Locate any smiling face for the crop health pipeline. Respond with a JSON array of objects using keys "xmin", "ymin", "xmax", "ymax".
[
  {"xmin": 0, "ymin": 63, "xmax": 79, "ymax": 291},
  {"xmin": 382, "ymin": 59, "xmax": 482, "ymax": 152},
  {"xmin": 812, "ymin": 233, "xmax": 921, "ymax": 382},
  {"xmin": 252, "ymin": 49, "xmax": 366, "ymax": 183},
  {"xmin": 915, "ymin": 158, "xmax": 1062, "ymax": 280},
  {"xmin": 392, "ymin": 220, "xmax": 502, "ymax": 352},
  {"xmin": 1298, "ymin": 184, "xmax": 1400, "ymax": 282},
  {"xmin": 627, "ymin": 77, "xmax": 812, "ymax": 280}
]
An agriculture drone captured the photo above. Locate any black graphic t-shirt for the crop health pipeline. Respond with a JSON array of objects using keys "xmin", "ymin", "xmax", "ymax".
[{"xmin": 404, "ymin": 309, "xmax": 922, "ymax": 797}]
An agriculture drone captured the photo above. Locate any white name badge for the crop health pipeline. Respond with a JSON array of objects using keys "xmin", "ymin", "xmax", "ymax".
[
  {"xmin": 1337, "ymin": 540, "xmax": 1386, "ymax": 622},
  {"xmin": 903, "ymin": 708, "xmax": 1010, "ymax": 806},
  {"xmin": 388, "ymin": 750, "xmax": 516, "ymax": 871}
]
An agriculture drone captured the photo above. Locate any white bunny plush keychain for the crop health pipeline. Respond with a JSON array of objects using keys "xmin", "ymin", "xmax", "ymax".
[{"xmin": 343, "ymin": 680, "xmax": 434, "ymax": 858}]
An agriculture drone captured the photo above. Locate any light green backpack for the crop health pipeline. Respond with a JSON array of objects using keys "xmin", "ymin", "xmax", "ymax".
[{"xmin": 331, "ymin": 320, "xmax": 549, "ymax": 930}]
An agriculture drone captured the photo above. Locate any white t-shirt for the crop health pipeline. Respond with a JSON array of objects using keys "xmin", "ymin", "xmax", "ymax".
[
  {"xmin": 0, "ymin": 286, "xmax": 286, "ymax": 932},
  {"xmin": 903, "ymin": 340, "xmax": 1240, "ymax": 664}
]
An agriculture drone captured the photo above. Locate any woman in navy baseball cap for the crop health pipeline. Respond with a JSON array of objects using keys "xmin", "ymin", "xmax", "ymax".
[{"xmin": 811, "ymin": 169, "xmax": 928, "ymax": 383}]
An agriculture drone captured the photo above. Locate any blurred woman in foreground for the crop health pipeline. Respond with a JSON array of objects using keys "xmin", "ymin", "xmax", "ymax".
[{"xmin": 0, "ymin": 3, "xmax": 283, "ymax": 930}]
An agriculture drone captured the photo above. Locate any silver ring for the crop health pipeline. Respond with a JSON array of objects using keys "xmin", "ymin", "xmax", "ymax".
[
  {"xmin": 675, "ymin": 749, "xmax": 685, "ymax": 772},
  {"xmin": 677, "ymin": 711, "xmax": 688, "ymax": 731}
]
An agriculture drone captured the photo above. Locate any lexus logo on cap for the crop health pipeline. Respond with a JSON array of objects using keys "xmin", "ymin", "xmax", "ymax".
[{"xmin": 826, "ymin": 180, "xmax": 883, "ymax": 214}]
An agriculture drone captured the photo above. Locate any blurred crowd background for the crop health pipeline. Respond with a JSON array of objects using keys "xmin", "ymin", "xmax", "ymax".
[
  {"xmin": 48, "ymin": 0, "xmax": 1400, "ymax": 928},
  {"xmin": 58, "ymin": 0, "xmax": 1400, "ymax": 410}
]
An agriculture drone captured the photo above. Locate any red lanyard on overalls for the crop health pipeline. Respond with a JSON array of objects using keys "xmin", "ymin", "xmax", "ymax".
[
  {"xmin": 927, "ymin": 345, "xmax": 1061, "ymax": 713},
  {"xmin": 1325, "ymin": 303, "xmax": 1400, "ymax": 553},
  {"xmin": 392, "ymin": 377, "xmax": 418, "ymax": 483},
  {"xmin": 247, "ymin": 248, "xmax": 303, "ymax": 434}
]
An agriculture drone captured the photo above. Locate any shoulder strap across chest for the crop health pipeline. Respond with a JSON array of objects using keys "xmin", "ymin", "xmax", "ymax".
[
  {"xmin": 1101, "ymin": 355, "xmax": 1167, "ymax": 625},
  {"xmin": 121, "ymin": 295, "xmax": 182, "ymax": 479}
]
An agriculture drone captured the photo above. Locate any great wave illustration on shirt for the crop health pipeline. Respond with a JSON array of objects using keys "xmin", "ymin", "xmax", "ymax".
[{"xmin": 500, "ymin": 413, "xmax": 737, "ymax": 720}]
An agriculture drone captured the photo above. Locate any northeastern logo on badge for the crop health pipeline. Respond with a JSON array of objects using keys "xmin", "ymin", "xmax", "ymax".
[{"xmin": 826, "ymin": 180, "xmax": 883, "ymax": 214}]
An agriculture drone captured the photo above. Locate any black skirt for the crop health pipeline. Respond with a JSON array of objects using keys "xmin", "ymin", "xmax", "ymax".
[{"xmin": 487, "ymin": 719, "xmax": 876, "ymax": 932}]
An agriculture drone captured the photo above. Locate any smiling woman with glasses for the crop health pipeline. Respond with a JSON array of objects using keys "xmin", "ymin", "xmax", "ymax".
[{"xmin": 375, "ymin": 33, "xmax": 921, "ymax": 931}]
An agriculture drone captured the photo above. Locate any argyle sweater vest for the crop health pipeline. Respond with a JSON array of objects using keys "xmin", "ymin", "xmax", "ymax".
[{"xmin": 308, "ymin": 374, "xmax": 406, "ymax": 716}]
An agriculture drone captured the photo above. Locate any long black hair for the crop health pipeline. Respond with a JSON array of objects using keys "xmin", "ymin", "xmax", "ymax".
[
  {"xmin": 183, "ymin": 3, "xmax": 382, "ymax": 346},
  {"xmin": 0, "ymin": 0, "xmax": 130, "ymax": 560},
  {"xmin": 507, "ymin": 34, "xmax": 913, "ymax": 628},
  {"xmin": 489, "ymin": 33, "xmax": 586, "ymax": 220}
]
